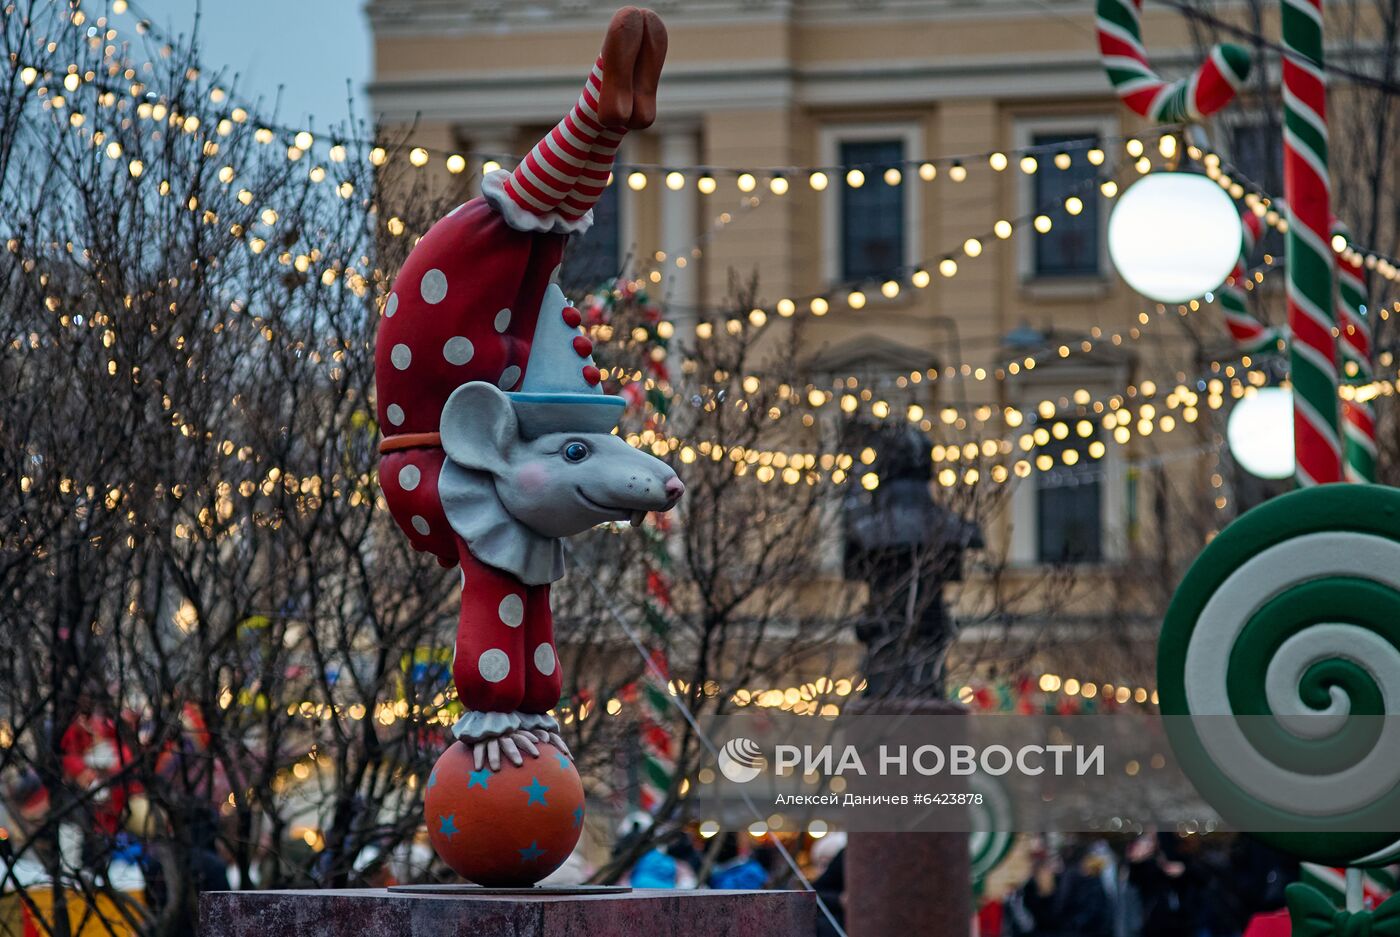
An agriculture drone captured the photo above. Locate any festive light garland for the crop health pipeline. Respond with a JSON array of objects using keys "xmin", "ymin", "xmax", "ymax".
[
  {"xmin": 37, "ymin": 27, "xmax": 1300, "ymax": 380},
  {"xmin": 49, "ymin": 4, "xmax": 1199, "ymax": 214},
  {"xmin": 1222, "ymin": 209, "xmax": 1285, "ymax": 354},
  {"xmin": 19, "ymin": 6, "xmax": 1391, "ymax": 511},
  {"xmin": 1196, "ymin": 148, "xmax": 1400, "ymax": 286},
  {"xmin": 685, "ymin": 164, "xmax": 1131, "ymax": 343}
]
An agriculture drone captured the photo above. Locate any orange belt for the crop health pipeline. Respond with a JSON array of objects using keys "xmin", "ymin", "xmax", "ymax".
[{"xmin": 379, "ymin": 432, "xmax": 442, "ymax": 454}]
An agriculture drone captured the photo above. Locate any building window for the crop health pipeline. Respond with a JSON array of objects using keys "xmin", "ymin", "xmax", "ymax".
[
  {"xmin": 1230, "ymin": 120, "xmax": 1284, "ymax": 262},
  {"xmin": 1035, "ymin": 427, "xmax": 1103, "ymax": 563},
  {"xmin": 839, "ymin": 139, "xmax": 906, "ymax": 281},
  {"xmin": 1031, "ymin": 132, "xmax": 1101, "ymax": 278},
  {"xmin": 559, "ymin": 182, "xmax": 621, "ymax": 291}
]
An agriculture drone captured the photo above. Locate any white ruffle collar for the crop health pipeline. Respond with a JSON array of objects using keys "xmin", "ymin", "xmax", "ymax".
[{"xmin": 438, "ymin": 461, "xmax": 566, "ymax": 585}]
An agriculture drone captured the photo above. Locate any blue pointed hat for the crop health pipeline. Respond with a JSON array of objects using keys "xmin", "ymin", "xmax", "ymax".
[{"xmin": 507, "ymin": 281, "xmax": 626, "ymax": 437}]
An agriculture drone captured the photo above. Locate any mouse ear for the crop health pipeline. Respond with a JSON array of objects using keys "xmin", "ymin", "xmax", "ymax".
[{"xmin": 440, "ymin": 382, "xmax": 518, "ymax": 475}]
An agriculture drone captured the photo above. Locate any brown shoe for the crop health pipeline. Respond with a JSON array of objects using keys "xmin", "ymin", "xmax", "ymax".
[
  {"xmin": 628, "ymin": 9, "xmax": 668, "ymax": 130},
  {"xmin": 597, "ymin": 7, "xmax": 644, "ymax": 130}
]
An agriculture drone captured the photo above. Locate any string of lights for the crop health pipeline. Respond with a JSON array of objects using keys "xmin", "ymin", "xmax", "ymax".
[
  {"xmin": 679, "ymin": 159, "xmax": 1133, "ymax": 344},
  {"xmin": 40, "ymin": 5, "xmax": 1191, "ymax": 195},
  {"xmin": 1188, "ymin": 144, "xmax": 1400, "ymax": 285}
]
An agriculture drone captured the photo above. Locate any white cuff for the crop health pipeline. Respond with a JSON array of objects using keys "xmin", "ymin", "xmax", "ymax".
[
  {"xmin": 481, "ymin": 170, "xmax": 594, "ymax": 236},
  {"xmin": 452, "ymin": 709, "xmax": 560, "ymax": 742}
]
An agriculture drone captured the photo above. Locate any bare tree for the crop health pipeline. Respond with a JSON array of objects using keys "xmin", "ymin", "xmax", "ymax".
[{"xmin": 0, "ymin": 4, "xmax": 466, "ymax": 933}]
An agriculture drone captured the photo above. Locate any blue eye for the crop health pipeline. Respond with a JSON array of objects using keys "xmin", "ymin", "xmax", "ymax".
[{"xmin": 564, "ymin": 442, "xmax": 589, "ymax": 463}]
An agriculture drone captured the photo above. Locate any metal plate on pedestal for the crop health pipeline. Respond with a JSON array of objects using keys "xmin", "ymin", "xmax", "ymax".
[{"xmin": 387, "ymin": 884, "xmax": 631, "ymax": 896}]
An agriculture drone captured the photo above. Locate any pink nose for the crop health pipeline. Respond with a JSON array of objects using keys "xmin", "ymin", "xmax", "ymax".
[{"xmin": 664, "ymin": 476, "xmax": 685, "ymax": 503}]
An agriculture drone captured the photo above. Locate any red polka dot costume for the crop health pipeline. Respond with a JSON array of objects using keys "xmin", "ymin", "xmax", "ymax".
[{"xmin": 375, "ymin": 44, "xmax": 641, "ymax": 735}]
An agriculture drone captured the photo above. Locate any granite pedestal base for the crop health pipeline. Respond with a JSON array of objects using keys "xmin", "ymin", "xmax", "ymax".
[{"xmin": 200, "ymin": 887, "xmax": 813, "ymax": 937}]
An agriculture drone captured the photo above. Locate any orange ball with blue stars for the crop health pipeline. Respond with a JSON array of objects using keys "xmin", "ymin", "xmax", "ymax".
[{"xmin": 423, "ymin": 740, "xmax": 584, "ymax": 887}]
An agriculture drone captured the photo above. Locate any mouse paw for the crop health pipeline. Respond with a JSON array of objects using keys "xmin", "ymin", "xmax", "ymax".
[{"xmin": 452, "ymin": 711, "xmax": 570, "ymax": 773}]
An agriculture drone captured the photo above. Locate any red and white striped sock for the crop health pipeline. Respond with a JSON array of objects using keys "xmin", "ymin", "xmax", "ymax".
[
  {"xmin": 560, "ymin": 125, "xmax": 624, "ymax": 221},
  {"xmin": 501, "ymin": 57, "xmax": 625, "ymax": 220}
]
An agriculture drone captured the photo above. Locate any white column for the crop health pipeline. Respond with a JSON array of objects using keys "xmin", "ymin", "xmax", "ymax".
[
  {"xmin": 470, "ymin": 127, "xmax": 515, "ymax": 196},
  {"xmin": 659, "ymin": 128, "xmax": 700, "ymax": 336}
]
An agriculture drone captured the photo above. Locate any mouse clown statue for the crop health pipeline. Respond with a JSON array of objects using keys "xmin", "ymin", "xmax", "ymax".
[{"xmin": 373, "ymin": 8, "xmax": 682, "ymax": 887}]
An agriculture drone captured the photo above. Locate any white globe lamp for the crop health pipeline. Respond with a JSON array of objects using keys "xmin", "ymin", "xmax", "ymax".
[
  {"xmin": 1227, "ymin": 386, "xmax": 1295, "ymax": 480},
  {"xmin": 1108, "ymin": 173, "xmax": 1242, "ymax": 303}
]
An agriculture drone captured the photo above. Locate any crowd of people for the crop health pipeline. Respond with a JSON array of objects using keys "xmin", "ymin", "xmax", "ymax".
[
  {"xmin": 603, "ymin": 827, "xmax": 1318, "ymax": 937},
  {"xmin": 990, "ymin": 834, "xmax": 1301, "ymax": 937}
]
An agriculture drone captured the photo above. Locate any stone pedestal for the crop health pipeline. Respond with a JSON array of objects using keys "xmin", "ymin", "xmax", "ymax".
[
  {"xmin": 200, "ymin": 888, "xmax": 813, "ymax": 937},
  {"xmin": 844, "ymin": 698, "xmax": 971, "ymax": 937}
]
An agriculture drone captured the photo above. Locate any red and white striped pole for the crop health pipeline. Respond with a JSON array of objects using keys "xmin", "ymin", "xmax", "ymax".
[
  {"xmin": 1334, "ymin": 224, "xmax": 1377, "ymax": 483},
  {"xmin": 1282, "ymin": 0, "xmax": 1342, "ymax": 486}
]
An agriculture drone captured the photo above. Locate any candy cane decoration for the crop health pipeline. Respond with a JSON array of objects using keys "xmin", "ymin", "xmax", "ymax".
[
  {"xmin": 1159, "ymin": 485, "xmax": 1400, "ymax": 868},
  {"xmin": 1282, "ymin": 0, "xmax": 1342, "ymax": 486},
  {"xmin": 637, "ymin": 654, "xmax": 676, "ymax": 812},
  {"xmin": 1223, "ymin": 209, "xmax": 1284, "ymax": 355},
  {"xmin": 1097, "ymin": 0, "xmax": 1251, "ymax": 122},
  {"xmin": 1333, "ymin": 223, "xmax": 1377, "ymax": 483},
  {"xmin": 968, "ymin": 773, "xmax": 1015, "ymax": 889}
]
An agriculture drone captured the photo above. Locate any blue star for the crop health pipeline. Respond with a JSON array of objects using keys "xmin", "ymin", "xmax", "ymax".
[
  {"xmin": 572, "ymin": 806, "xmax": 584, "ymax": 827},
  {"xmin": 556, "ymin": 753, "xmax": 571, "ymax": 772},
  {"xmin": 427, "ymin": 770, "xmax": 438, "ymax": 789},
  {"xmin": 438, "ymin": 814, "xmax": 459, "ymax": 840},
  {"xmin": 518, "ymin": 840, "xmax": 546, "ymax": 863},
  {"xmin": 467, "ymin": 768, "xmax": 491, "ymax": 790},
  {"xmin": 522, "ymin": 777, "xmax": 550, "ymax": 806}
]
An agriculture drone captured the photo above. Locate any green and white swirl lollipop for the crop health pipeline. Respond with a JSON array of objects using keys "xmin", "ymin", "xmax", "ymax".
[{"xmin": 1159, "ymin": 484, "xmax": 1400, "ymax": 867}]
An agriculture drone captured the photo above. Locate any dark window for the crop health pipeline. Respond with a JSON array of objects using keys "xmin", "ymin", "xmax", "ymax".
[
  {"xmin": 1230, "ymin": 122, "xmax": 1285, "ymax": 262},
  {"xmin": 560, "ymin": 182, "xmax": 621, "ymax": 290},
  {"xmin": 839, "ymin": 139, "xmax": 906, "ymax": 281},
  {"xmin": 1036, "ymin": 425, "xmax": 1103, "ymax": 563},
  {"xmin": 1032, "ymin": 132, "xmax": 1100, "ymax": 277}
]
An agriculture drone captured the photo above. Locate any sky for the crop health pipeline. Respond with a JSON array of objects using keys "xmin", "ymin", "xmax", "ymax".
[{"xmin": 118, "ymin": 0, "xmax": 373, "ymax": 132}]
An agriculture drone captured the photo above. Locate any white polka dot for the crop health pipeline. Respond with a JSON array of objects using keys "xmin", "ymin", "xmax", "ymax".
[
  {"xmin": 534, "ymin": 643, "xmax": 556, "ymax": 676},
  {"xmin": 385, "ymin": 292, "xmax": 399, "ymax": 317},
  {"xmin": 494, "ymin": 308, "xmax": 512, "ymax": 332},
  {"xmin": 386, "ymin": 404, "xmax": 405, "ymax": 426},
  {"xmin": 421, "ymin": 268, "xmax": 448, "ymax": 305},
  {"xmin": 498, "ymin": 594, "xmax": 524, "ymax": 628},
  {"xmin": 391, "ymin": 343, "xmax": 412, "ymax": 370},
  {"xmin": 411, "ymin": 515, "xmax": 430, "ymax": 535},
  {"xmin": 498, "ymin": 365, "xmax": 521, "ymax": 390},
  {"xmin": 443, "ymin": 336, "xmax": 474, "ymax": 365},
  {"xmin": 398, "ymin": 464, "xmax": 421, "ymax": 491},
  {"xmin": 478, "ymin": 649, "xmax": 510, "ymax": 683}
]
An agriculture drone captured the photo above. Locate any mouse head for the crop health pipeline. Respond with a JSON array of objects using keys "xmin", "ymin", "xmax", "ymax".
[{"xmin": 441, "ymin": 382, "xmax": 683, "ymax": 539}]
